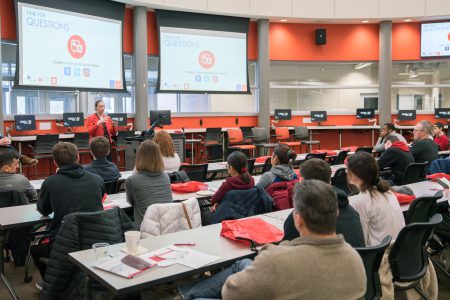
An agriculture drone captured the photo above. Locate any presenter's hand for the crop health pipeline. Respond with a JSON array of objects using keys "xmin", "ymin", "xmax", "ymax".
[
  {"xmin": 0, "ymin": 137, "xmax": 12, "ymax": 146},
  {"xmin": 96, "ymin": 118, "xmax": 106, "ymax": 126}
]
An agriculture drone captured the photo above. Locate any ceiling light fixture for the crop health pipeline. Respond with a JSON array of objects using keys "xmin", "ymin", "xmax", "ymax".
[
  {"xmin": 362, "ymin": 20, "xmax": 369, "ymax": 23},
  {"xmin": 354, "ymin": 62, "xmax": 373, "ymax": 70},
  {"xmin": 404, "ymin": 19, "xmax": 412, "ymax": 22},
  {"xmin": 280, "ymin": 19, "xmax": 287, "ymax": 22}
]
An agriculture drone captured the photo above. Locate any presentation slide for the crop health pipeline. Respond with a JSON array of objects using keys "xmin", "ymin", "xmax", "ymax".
[
  {"xmin": 18, "ymin": 2, "xmax": 123, "ymax": 90},
  {"xmin": 159, "ymin": 27, "xmax": 248, "ymax": 93},
  {"xmin": 421, "ymin": 22, "xmax": 450, "ymax": 58}
]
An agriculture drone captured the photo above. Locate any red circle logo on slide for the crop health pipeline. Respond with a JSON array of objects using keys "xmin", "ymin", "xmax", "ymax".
[
  {"xmin": 198, "ymin": 50, "xmax": 215, "ymax": 69},
  {"xmin": 67, "ymin": 35, "xmax": 86, "ymax": 59},
  {"xmin": 448, "ymin": 33, "xmax": 450, "ymax": 41}
]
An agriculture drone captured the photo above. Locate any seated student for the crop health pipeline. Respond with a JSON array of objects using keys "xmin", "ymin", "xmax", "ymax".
[
  {"xmin": 0, "ymin": 134, "xmax": 38, "ymax": 165},
  {"xmin": 153, "ymin": 130, "xmax": 181, "ymax": 173},
  {"xmin": 374, "ymin": 122, "xmax": 408, "ymax": 152},
  {"xmin": 410, "ymin": 120, "xmax": 439, "ymax": 163},
  {"xmin": 282, "ymin": 159, "xmax": 365, "ymax": 247},
  {"xmin": 31, "ymin": 142, "xmax": 104, "ymax": 287},
  {"xmin": 257, "ymin": 144, "xmax": 297, "ymax": 190},
  {"xmin": 210, "ymin": 151, "xmax": 255, "ymax": 206},
  {"xmin": 84, "ymin": 136, "xmax": 121, "ymax": 182},
  {"xmin": 377, "ymin": 135, "xmax": 414, "ymax": 186},
  {"xmin": 347, "ymin": 152, "xmax": 405, "ymax": 246},
  {"xmin": 177, "ymin": 180, "xmax": 366, "ymax": 300},
  {"xmin": 0, "ymin": 150, "xmax": 38, "ymax": 202},
  {"xmin": 125, "ymin": 140, "xmax": 173, "ymax": 229},
  {"xmin": 433, "ymin": 122, "xmax": 449, "ymax": 151}
]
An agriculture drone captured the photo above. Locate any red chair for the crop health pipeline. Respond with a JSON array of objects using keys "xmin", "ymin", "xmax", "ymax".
[
  {"xmin": 274, "ymin": 127, "xmax": 301, "ymax": 152},
  {"xmin": 227, "ymin": 129, "xmax": 256, "ymax": 158}
]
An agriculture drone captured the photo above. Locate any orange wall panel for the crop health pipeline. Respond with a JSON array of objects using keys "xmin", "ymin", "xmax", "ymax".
[
  {"xmin": 147, "ymin": 11, "xmax": 159, "ymax": 55},
  {"xmin": 123, "ymin": 8, "xmax": 134, "ymax": 53},
  {"xmin": 1, "ymin": 0, "xmax": 16, "ymax": 40},
  {"xmin": 248, "ymin": 21, "xmax": 258, "ymax": 60},
  {"xmin": 392, "ymin": 22, "xmax": 421, "ymax": 61}
]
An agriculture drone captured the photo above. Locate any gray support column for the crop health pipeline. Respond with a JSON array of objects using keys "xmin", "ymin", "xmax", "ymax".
[
  {"xmin": 378, "ymin": 21, "xmax": 392, "ymax": 126},
  {"xmin": 0, "ymin": 15, "xmax": 3, "ymax": 135},
  {"xmin": 257, "ymin": 19, "xmax": 270, "ymax": 131},
  {"xmin": 133, "ymin": 7, "xmax": 148, "ymax": 130},
  {"xmin": 79, "ymin": 91, "xmax": 88, "ymax": 115}
]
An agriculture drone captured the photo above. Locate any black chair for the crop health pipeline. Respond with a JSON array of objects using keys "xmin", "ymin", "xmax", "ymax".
[
  {"xmin": 388, "ymin": 214, "xmax": 442, "ymax": 299},
  {"xmin": 331, "ymin": 150, "xmax": 349, "ymax": 165},
  {"xmin": 104, "ymin": 180, "xmax": 119, "ymax": 195},
  {"xmin": 405, "ymin": 192, "xmax": 442, "ymax": 224},
  {"xmin": 28, "ymin": 134, "xmax": 60, "ymax": 178},
  {"xmin": 72, "ymin": 132, "xmax": 90, "ymax": 154},
  {"xmin": 304, "ymin": 152, "xmax": 327, "ymax": 161},
  {"xmin": 112, "ymin": 131, "xmax": 135, "ymax": 170},
  {"xmin": 179, "ymin": 164, "xmax": 209, "ymax": 182},
  {"xmin": 400, "ymin": 163, "xmax": 427, "ymax": 185},
  {"xmin": 247, "ymin": 158, "xmax": 256, "ymax": 175},
  {"xmin": 240, "ymin": 126, "xmax": 254, "ymax": 144},
  {"xmin": 199, "ymin": 128, "xmax": 223, "ymax": 162},
  {"xmin": 293, "ymin": 126, "xmax": 320, "ymax": 153},
  {"xmin": 251, "ymin": 127, "xmax": 278, "ymax": 156},
  {"xmin": 261, "ymin": 157, "xmax": 272, "ymax": 173},
  {"xmin": 356, "ymin": 147, "xmax": 373, "ymax": 154},
  {"xmin": 355, "ymin": 235, "xmax": 392, "ymax": 300},
  {"xmin": 331, "ymin": 167, "xmax": 354, "ymax": 195}
]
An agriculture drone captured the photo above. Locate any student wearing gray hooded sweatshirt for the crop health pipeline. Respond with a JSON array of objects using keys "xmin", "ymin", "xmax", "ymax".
[{"xmin": 257, "ymin": 144, "xmax": 298, "ymax": 190}]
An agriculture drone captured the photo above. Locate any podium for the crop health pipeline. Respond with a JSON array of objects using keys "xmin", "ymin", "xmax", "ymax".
[{"xmin": 124, "ymin": 134, "xmax": 186, "ymax": 171}]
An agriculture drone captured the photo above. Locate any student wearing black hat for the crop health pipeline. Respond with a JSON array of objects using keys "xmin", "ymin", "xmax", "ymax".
[{"xmin": 433, "ymin": 122, "xmax": 449, "ymax": 151}]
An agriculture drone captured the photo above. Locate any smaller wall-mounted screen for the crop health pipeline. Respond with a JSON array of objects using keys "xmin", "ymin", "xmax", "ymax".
[
  {"xmin": 14, "ymin": 114, "xmax": 36, "ymax": 131},
  {"xmin": 310, "ymin": 111, "xmax": 327, "ymax": 122},
  {"xmin": 435, "ymin": 108, "xmax": 450, "ymax": 119},
  {"xmin": 398, "ymin": 110, "xmax": 416, "ymax": 121},
  {"xmin": 421, "ymin": 22, "xmax": 450, "ymax": 58},
  {"xmin": 356, "ymin": 108, "xmax": 375, "ymax": 119},
  {"xmin": 63, "ymin": 112, "xmax": 84, "ymax": 126},
  {"xmin": 274, "ymin": 109, "xmax": 292, "ymax": 120}
]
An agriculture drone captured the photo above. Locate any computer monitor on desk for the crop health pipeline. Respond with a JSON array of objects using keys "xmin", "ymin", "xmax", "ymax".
[
  {"xmin": 398, "ymin": 110, "xmax": 416, "ymax": 121},
  {"xmin": 14, "ymin": 115, "xmax": 36, "ymax": 131},
  {"xmin": 108, "ymin": 113, "xmax": 127, "ymax": 126},
  {"xmin": 150, "ymin": 110, "xmax": 172, "ymax": 125},
  {"xmin": 310, "ymin": 111, "xmax": 327, "ymax": 124},
  {"xmin": 274, "ymin": 109, "xmax": 291, "ymax": 120},
  {"xmin": 356, "ymin": 108, "xmax": 375, "ymax": 119},
  {"xmin": 63, "ymin": 113, "xmax": 84, "ymax": 127},
  {"xmin": 435, "ymin": 108, "xmax": 450, "ymax": 119}
]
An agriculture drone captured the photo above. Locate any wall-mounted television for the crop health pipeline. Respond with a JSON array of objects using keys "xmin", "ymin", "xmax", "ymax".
[
  {"xmin": 421, "ymin": 22, "xmax": 450, "ymax": 58},
  {"xmin": 356, "ymin": 108, "xmax": 375, "ymax": 119},
  {"xmin": 398, "ymin": 110, "xmax": 416, "ymax": 121},
  {"xmin": 310, "ymin": 111, "xmax": 327, "ymax": 122},
  {"xmin": 274, "ymin": 109, "xmax": 291, "ymax": 120}
]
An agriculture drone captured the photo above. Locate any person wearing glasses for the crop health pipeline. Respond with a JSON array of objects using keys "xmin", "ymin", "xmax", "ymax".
[
  {"xmin": 433, "ymin": 122, "xmax": 449, "ymax": 151},
  {"xmin": 410, "ymin": 120, "xmax": 439, "ymax": 163}
]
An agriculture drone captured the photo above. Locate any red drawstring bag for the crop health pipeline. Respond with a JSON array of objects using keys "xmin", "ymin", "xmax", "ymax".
[
  {"xmin": 393, "ymin": 192, "xmax": 416, "ymax": 205},
  {"xmin": 171, "ymin": 181, "xmax": 207, "ymax": 193},
  {"xmin": 221, "ymin": 218, "xmax": 284, "ymax": 250},
  {"xmin": 341, "ymin": 146, "xmax": 358, "ymax": 152},
  {"xmin": 255, "ymin": 156, "xmax": 271, "ymax": 163},
  {"xmin": 426, "ymin": 173, "xmax": 450, "ymax": 181},
  {"xmin": 312, "ymin": 150, "xmax": 337, "ymax": 156}
]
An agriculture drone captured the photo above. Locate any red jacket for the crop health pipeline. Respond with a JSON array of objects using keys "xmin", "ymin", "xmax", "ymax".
[
  {"xmin": 434, "ymin": 134, "xmax": 448, "ymax": 151},
  {"xmin": 211, "ymin": 175, "xmax": 255, "ymax": 205},
  {"xmin": 86, "ymin": 113, "xmax": 117, "ymax": 143}
]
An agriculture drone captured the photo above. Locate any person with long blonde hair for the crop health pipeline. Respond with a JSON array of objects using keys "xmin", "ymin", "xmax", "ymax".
[{"xmin": 153, "ymin": 131, "xmax": 181, "ymax": 172}]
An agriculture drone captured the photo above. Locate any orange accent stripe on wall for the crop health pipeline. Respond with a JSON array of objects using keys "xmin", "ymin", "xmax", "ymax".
[
  {"xmin": 392, "ymin": 22, "xmax": 421, "ymax": 61},
  {"xmin": 1, "ymin": 0, "xmax": 16, "ymax": 40},
  {"xmin": 123, "ymin": 8, "xmax": 134, "ymax": 53},
  {"xmin": 248, "ymin": 21, "xmax": 258, "ymax": 60},
  {"xmin": 147, "ymin": 11, "xmax": 158, "ymax": 56}
]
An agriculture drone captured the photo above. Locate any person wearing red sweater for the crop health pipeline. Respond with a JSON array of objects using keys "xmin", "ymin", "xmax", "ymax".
[
  {"xmin": 87, "ymin": 100, "xmax": 117, "ymax": 144},
  {"xmin": 433, "ymin": 122, "xmax": 449, "ymax": 151},
  {"xmin": 210, "ymin": 151, "xmax": 255, "ymax": 207}
]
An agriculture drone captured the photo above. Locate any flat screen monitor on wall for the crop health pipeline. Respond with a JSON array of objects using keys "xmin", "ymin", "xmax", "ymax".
[
  {"xmin": 14, "ymin": 114, "xmax": 36, "ymax": 131},
  {"xmin": 356, "ymin": 108, "xmax": 375, "ymax": 119},
  {"xmin": 398, "ymin": 110, "xmax": 416, "ymax": 121},
  {"xmin": 14, "ymin": 0, "xmax": 126, "ymax": 92},
  {"xmin": 421, "ymin": 22, "xmax": 450, "ymax": 58},
  {"xmin": 435, "ymin": 108, "xmax": 450, "ymax": 119},
  {"xmin": 150, "ymin": 110, "xmax": 172, "ymax": 125},
  {"xmin": 274, "ymin": 109, "xmax": 292, "ymax": 120},
  {"xmin": 63, "ymin": 112, "xmax": 84, "ymax": 126},
  {"xmin": 156, "ymin": 10, "xmax": 250, "ymax": 94},
  {"xmin": 310, "ymin": 111, "xmax": 327, "ymax": 122}
]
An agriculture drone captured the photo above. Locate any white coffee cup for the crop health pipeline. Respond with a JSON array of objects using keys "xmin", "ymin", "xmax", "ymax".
[{"xmin": 125, "ymin": 231, "xmax": 141, "ymax": 253}]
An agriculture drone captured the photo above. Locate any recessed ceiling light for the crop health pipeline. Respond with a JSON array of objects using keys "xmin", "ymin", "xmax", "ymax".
[
  {"xmin": 280, "ymin": 19, "xmax": 287, "ymax": 22},
  {"xmin": 362, "ymin": 20, "xmax": 369, "ymax": 23},
  {"xmin": 404, "ymin": 19, "xmax": 412, "ymax": 22}
]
